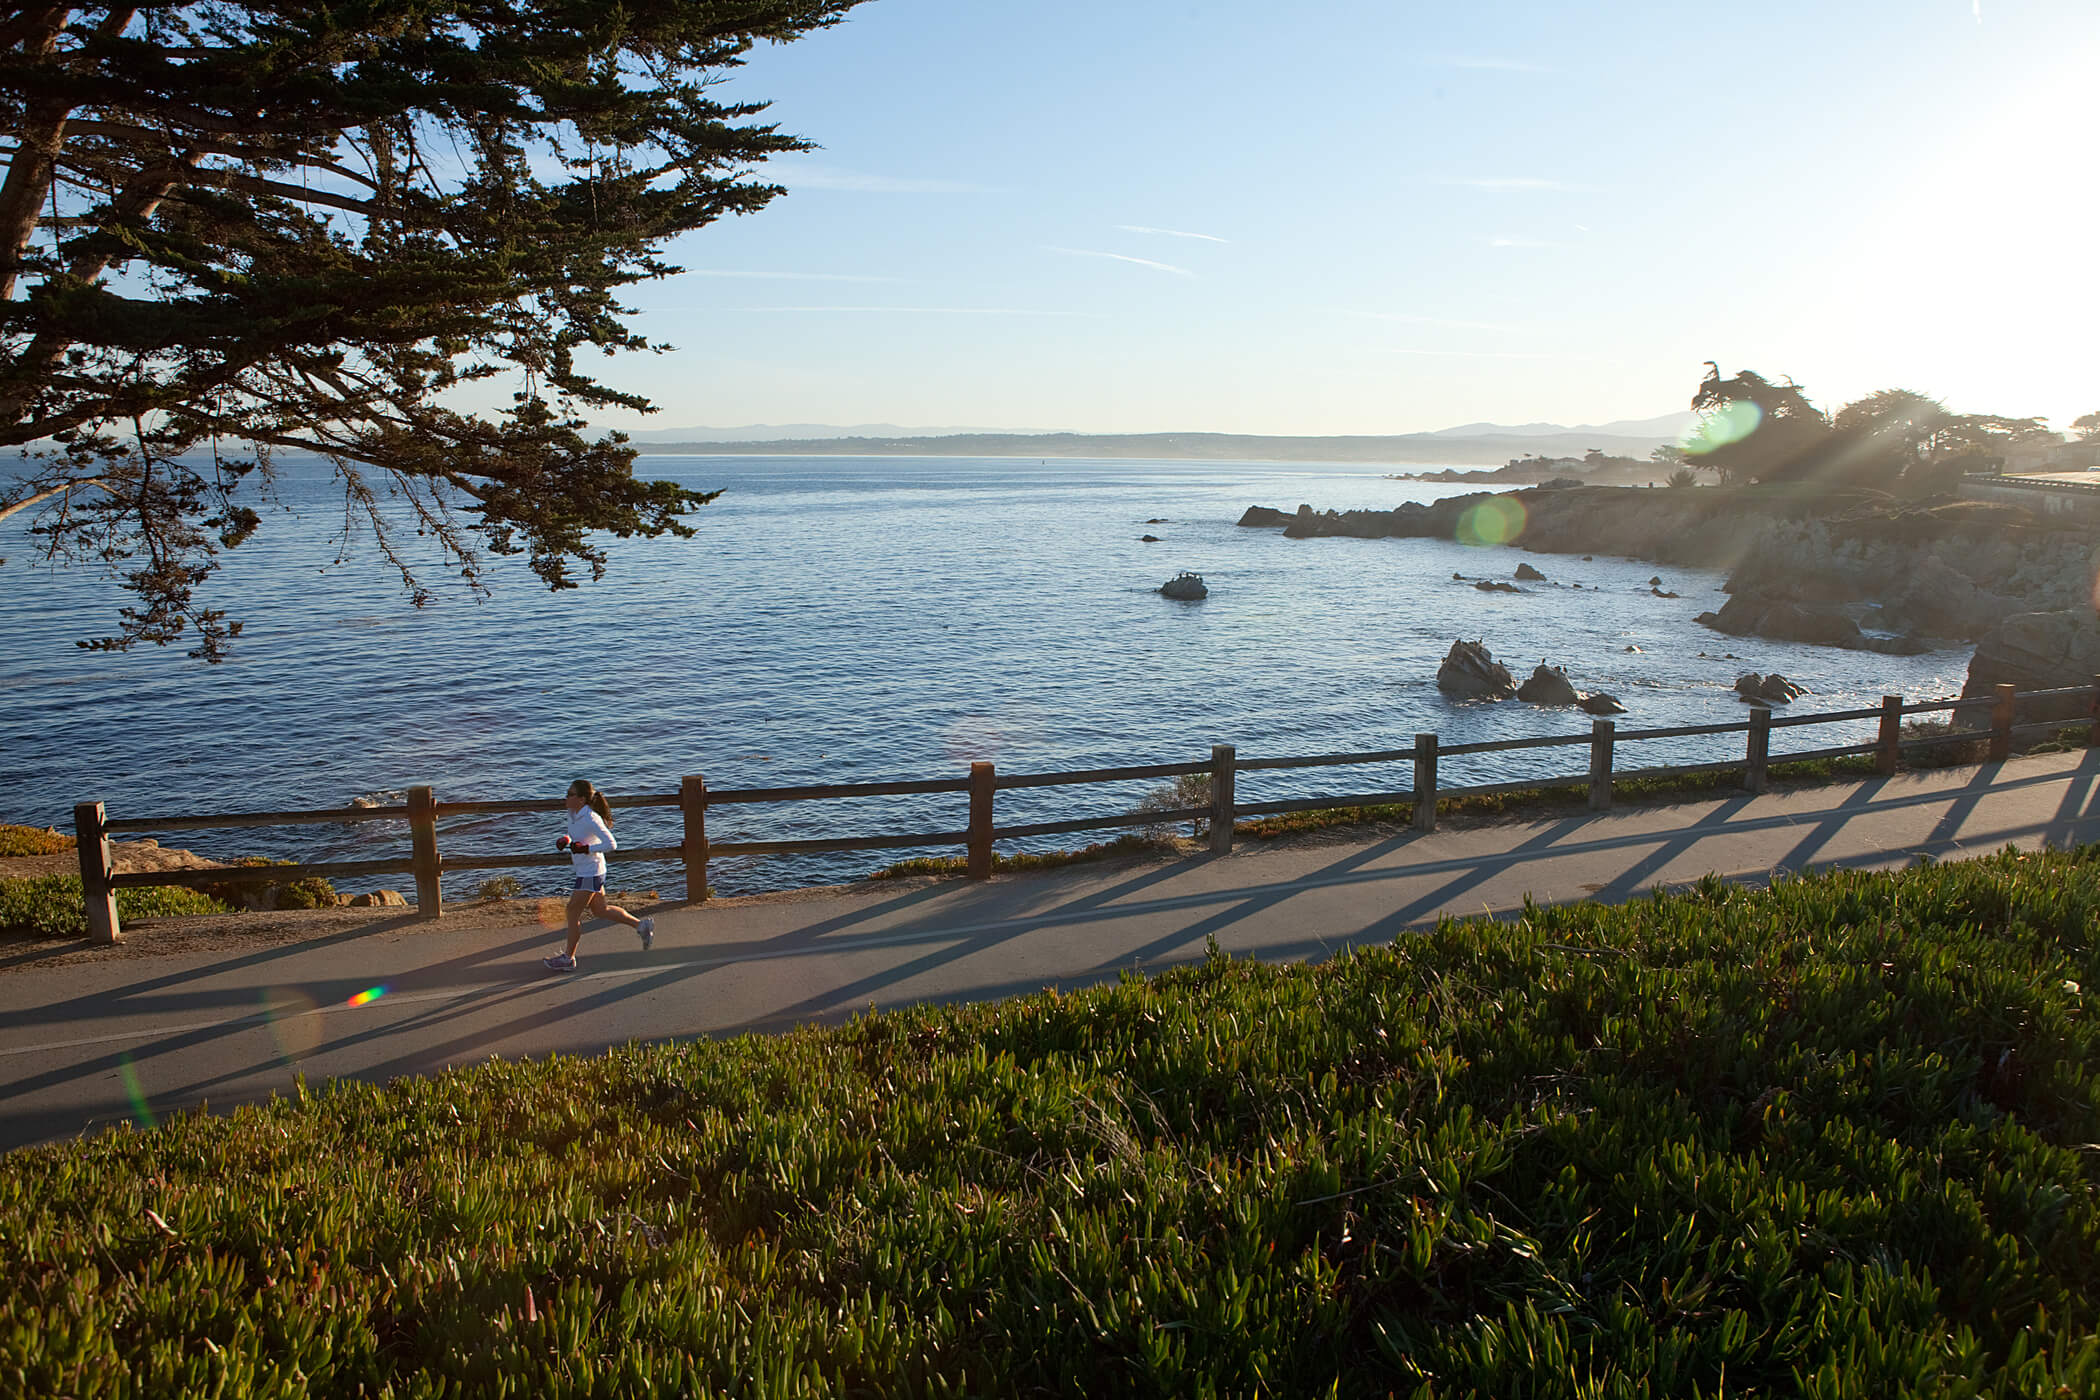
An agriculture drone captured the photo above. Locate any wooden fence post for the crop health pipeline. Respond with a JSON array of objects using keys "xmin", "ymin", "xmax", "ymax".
[
  {"xmin": 1412, "ymin": 733, "xmax": 1439, "ymax": 832},
  {"xmin": 2089, "ymin": 674, "xmax": 2100, "ymax": 749},
  {"xmin": 967, "ymin": 762, "xmax": 995, "ymax": 879},
  {"xmin": 1875, "ymin": 694, "xmax": 1903, "ymax": 775},
  {"xmin": 1209, "ymin": 744, "xmax": 1236, "ymax": 854},
  {"xmin": 74, "ymin": 801, "xmax": 120, "ymax": 945},
  {"xmin": 408, "ymin": 785, "xmax": 442, "ymax": 920},
  {"xmin": 681, "ymin": 774, "xmax": 709, "ymax": 901},
  {"xmin": 1989, "ymin": 682, "xmax": 2017, "ymax": 762},
  {"xmin": 1588, "ymin": 720, "xmax": 1615, "ymax": 812},
  {"xmin": 1744, "ymin": 708, "xmax": 1770, "ymax": 794}
]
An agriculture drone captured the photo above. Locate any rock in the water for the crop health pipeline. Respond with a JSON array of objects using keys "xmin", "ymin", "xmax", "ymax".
[
  {"xmin": 1515, "ymin": 562, "xmax": 1547, "ymax": 582},
  {"xmin": 348, "ymin": 889, "xmax": 409, "ymax": 908},
  {"xmin": 1650, "ymin": 576, "xmax": 1663, "ymax": 586},
  {"xmin": 1139, "ymin": 534, "xmax": 1160, "ymax": 542},
  {"xmin": 1159, "ymin": 572, "xmax": 1208, "ymax": 600},
  {"xmin": 1705, "ymin": 591, "xmax": 1866, "ymax": 649},
  {"xmin": 1962, "ymin": 610, "xmax": 2100, "ymax": 722},
  {"xmin": 1145, "ymin": 517, "xmax": 1168, "ymax": 524},
  {"xmin": 1475, "ymin": 580, "xmax": 1520, "ymax": 593},
  {"xmin": 1235, "ymin": 506, "xmax": 1293, "ymax": 528},
  {"xmin": 1437, "ymin": 640, "xmax": 1518, "ymax": 700},
  {"xmin": 1579, "ymin": 692, "xmax": 1628, "ymax": 715},
  {"xmin": 1735, "ymin": 672, "xmax": 1807, "ymax": 705},
  {"xmin": 1516, "ymin": 664, "xmax": 1581, "ymax": 706},
  {"xmin": 1651, "ymin": 586, "xmax": 1678, "ymax": 598}
]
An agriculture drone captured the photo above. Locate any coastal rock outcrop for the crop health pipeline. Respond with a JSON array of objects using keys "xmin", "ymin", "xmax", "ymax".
[
  {"xmin": 1962, "ymin": 610, "xmax": 2100, "ymax": 722},
  {"xmin": 1237, "ymin": 487, "xmax": 2100, "ymax": 647},
  {"xmin": 1437, "ymin": 640, "xmax": 1517, "ymax": 700},
  {"xmin": 1735, "ymin": 672, "xmax": 1806, "ymax": 706},
  {"xmin": 1516, "ymin": 664, "xmax": 1580, "ymax": 706},
  {"xmin": 1513, "ymin": 662, "xmax": 1626, "ymax": 713},
  {"xmin": 1514, "ymin": 562, "xmax": 1547, "ymax": 582},
  {"xmin": 1159, "ymin": 572, "xmax": 1208, "ymax": 600}
]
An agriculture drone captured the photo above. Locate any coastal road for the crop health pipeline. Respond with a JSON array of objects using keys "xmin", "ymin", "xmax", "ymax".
[{"xmin": 5, "ymin": 748, "xmax": 2098, "ymax": 1152}]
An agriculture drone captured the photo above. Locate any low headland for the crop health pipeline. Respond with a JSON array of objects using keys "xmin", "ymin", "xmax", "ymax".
[{"xmin": 1242, "ymin": 484, "xmax": 2100, "ymax": 701}]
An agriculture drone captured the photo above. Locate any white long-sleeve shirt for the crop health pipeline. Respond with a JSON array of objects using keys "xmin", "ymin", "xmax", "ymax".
[{"xmin": 566, "ymin": 809, "xmax": 616, "ymax": 877}]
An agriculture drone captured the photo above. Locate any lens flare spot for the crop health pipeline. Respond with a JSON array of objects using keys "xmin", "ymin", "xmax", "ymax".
[
  {"xmin": 537, "ymin": 897, "xmax": 569, "ymax": 929},
  {"xmin": 346, "ymin": 985, "xmax": 388, "ymax": 1008},
  {"xmin": 942, "ymin": 714, "xmax": 1007, "ymax": 762},
  {"xmin": 1682, "ymin": 400, "xmax": 1762, "ymax": 455},
  {"xmin": 260, "ymin": 987, "xmax": 321, "ymax": 1065},
  {"xmin": 1456, "ymin": 495, "xmax": 1527, "ymax": 547},
  {"xmin": 118, "ymin": 1053, "xmax": 156, "ymax": 1129}
]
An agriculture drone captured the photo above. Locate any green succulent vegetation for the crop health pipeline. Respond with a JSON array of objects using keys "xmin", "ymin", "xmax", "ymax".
[
  {"xmin": 6, "ymin": 848, "xmax": 2100, "ymax": 1396},
  {"xmin": 0, "ymin": 823, "xmax": 74, "ymax": 857},
  {"xmin": 0, "ymin": 873, "xmax": 227, "ymax": 937}
]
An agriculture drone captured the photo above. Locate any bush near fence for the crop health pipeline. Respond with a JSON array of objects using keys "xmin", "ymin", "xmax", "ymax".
[{"xmin": 4, "ymin": 848, "xmax": 2097, "ymax": 1396}]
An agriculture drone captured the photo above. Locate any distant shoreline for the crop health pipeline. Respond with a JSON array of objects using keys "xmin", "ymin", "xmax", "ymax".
[{"xmin": 631, "ymin": 427, "xmax": 1676, "ymax": 467}]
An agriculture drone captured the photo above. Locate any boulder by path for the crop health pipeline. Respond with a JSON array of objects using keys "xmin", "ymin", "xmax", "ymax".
[
  {"xmin": 1437, "ymin": 640, "xmax": 1518, "ymax": 700},
  {"xmin": 1962, "ymin": 610, "xmax": 2100, "ymax": 723}
]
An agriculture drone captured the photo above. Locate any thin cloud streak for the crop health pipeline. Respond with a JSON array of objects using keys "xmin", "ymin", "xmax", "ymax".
[
  {"xmin": 1046, "ymin": 246, "xmax": 1195, "ymax": 276},
  {"xmin": 690, "ymin": 270, "xmax": 902, "ymax": 282},
  {"xmin": 1116, "ymin": 224, "xmax": 1230, "ymax": 243},
  {"xmin": 1436, "ymin": 56, "xmax": 1553, "ymax": 72},
  {"xmin": 1448, "ymin": 177, "xmax": 1582, "ymax": 192},
  {"xmin": 1345, "ymin": 311, "xmax": 1524, "ymax": 333},
  {"xmin": 766, "ymin": 164, "xmax": 994, "ymax": 194},
  {"xmin": 750, "ymin": 305, "xmax": 1099, "ymax": 317},
  {"xmin": 1376, "ymin": 347, "xmax": 1568, "ymax": 360}
]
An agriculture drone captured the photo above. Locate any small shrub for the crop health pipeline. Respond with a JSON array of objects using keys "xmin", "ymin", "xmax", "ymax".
[
  {"xmin": 0, "ymin": 824, "xmax": 75, "ymax": 857},
  {"xmin": 204, "ymin": 857, "xmax": 337, "ymax": 911},
  {"xmin": 1132, "ymin": 771, "xmax": 1211, "ymax": 838},
  {"xmin": 475, "ymin": 875, "xmax": 526, "ymax": 901},
  {"xmin": 1666, "ymin": 467, "xmax": 1698, "ymax": 488},
  {"xmin": 0, "ymin": 875, "xmax": 230, "ymax": 937}
]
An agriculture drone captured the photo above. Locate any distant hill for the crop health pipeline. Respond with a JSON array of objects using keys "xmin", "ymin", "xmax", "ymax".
[
  {"xmin": 634, "ymin": 426, "xmax": 1686, "ymax": 466},
  {"xmin": 618, "ymin": 421, "xmax": 1058, "ymax": 443}
]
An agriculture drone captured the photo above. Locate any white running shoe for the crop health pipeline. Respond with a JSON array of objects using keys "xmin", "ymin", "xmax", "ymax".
[{"xmin": 637, "ymin": 917, "xmax": 655, "ymax": 951}]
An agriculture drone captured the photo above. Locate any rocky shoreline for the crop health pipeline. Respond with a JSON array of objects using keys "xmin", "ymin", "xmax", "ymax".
[{"xmin": 1240, "ymin": 486, "xmax": 2100, "ymax": 702}]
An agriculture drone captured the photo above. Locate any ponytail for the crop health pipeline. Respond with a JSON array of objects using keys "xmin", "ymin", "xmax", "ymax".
[{"xmin": 568, "ymin": 778, "xmax": 615, "ymax": 827}]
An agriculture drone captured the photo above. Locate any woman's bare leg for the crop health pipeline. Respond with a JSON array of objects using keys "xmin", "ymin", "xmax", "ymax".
[
  {"xmin": 587, "ymin": 889, "xmax": 642, "ymax": 929},
  {"xmin": 564, "ymin": 888, "xmax": 591, "ymax": 958}
]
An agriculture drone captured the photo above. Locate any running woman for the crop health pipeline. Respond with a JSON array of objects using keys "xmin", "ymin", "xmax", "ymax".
[{"xmin": 543, "ymin": 778, "xmax": 654, "ymax": 971}]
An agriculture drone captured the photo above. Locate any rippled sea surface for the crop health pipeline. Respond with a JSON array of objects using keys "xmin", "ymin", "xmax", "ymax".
[{"xmin": 2, "ymin": 457, "xmax": 1971, "ymax": 897}]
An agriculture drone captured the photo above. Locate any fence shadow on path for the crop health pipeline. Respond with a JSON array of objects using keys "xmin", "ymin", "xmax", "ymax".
[{"xmin": 11, "ymin": 753, "xmax": 2100, "ymax": 1151}]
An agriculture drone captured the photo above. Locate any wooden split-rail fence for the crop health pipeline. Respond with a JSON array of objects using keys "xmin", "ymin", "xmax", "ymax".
[{"xmin": 70, "ymin": 680, "xmax": 2100, "ymax": 943}]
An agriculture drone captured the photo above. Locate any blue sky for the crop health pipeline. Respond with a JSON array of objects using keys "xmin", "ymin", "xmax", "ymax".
[{"xmin": 589, "ymin": 0, "xmax": 2099, "ymax": 436}]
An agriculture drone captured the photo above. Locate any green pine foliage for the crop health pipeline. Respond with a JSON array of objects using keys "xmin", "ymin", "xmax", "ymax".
[{"xmin": 5, "ymin": 848, "xmax": 2099, "ymax": 1396}]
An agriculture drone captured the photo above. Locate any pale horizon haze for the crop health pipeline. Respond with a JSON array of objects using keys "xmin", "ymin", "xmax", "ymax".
[{"xmin": 577, "ymin": 0, "xmax": 2098, "ymax": 439}]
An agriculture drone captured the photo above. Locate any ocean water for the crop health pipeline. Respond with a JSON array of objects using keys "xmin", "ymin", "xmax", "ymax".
[{"xmin": 1, "ymin": 457, "xmax": 1971, "ymax": 898}]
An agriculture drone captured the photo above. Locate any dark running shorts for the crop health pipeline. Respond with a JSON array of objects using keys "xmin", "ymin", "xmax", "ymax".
[{"xmin": 572, "ymin": 875, "xmax": 606, "ymax": 893}]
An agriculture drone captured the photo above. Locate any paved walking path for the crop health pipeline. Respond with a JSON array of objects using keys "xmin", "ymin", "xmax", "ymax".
[{"xmin": 6, "ymin": 749, "xmax": 2098, "ymax": 1153}]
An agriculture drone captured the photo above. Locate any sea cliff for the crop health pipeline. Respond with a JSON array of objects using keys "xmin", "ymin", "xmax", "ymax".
[{"xmin": 1239, "ymin": 487, "xmax": 2098, "ymax": 640}]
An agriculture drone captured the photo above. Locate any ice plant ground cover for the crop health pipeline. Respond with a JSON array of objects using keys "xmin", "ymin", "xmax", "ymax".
[{"xmin": 4, "ymin": 848, "xmax": 2098, "ymax": 1397}]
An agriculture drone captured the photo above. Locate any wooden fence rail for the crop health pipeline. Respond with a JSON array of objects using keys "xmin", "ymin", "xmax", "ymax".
[{"xmin": 70, "ymin": 679, "xmax": 2100, "ymax": 944}]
